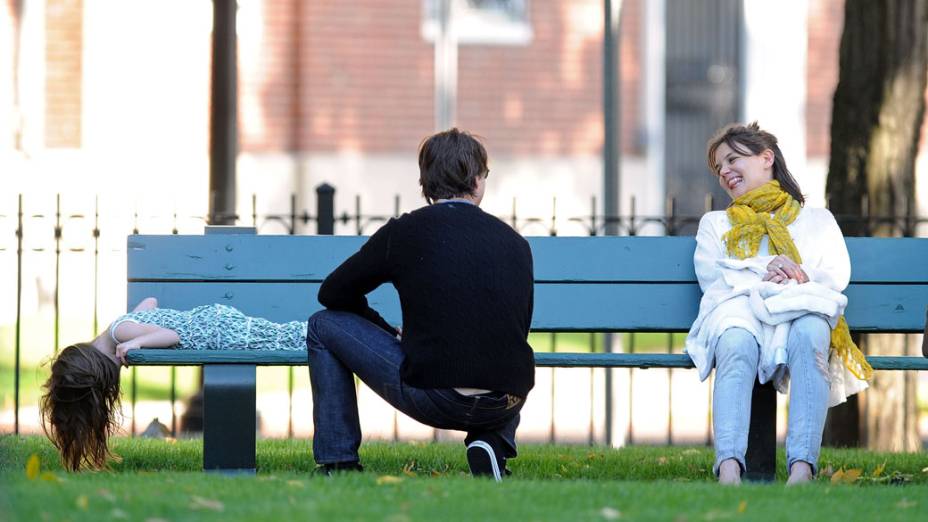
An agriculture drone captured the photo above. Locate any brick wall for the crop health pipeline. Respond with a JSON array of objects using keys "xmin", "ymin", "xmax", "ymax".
[
  {"xmin": 239, "ymin": 0, "xmax": 299, "ymax": 152},
  {"xmin": 805, "ymin": 0, "xmax": 843, "ymax": 158},
  {"xmin": 45, "ymin": 0, "xmax": 82, "ymax": 148},
  {"xmin": 240, "ymin": 0, "xmax": 643, "ymax": 156}
]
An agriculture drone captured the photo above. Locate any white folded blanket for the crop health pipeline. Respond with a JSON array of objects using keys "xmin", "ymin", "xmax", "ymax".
[{"xmin": 687, "ymin": 258, "xmax": 867, "ymax": 407}]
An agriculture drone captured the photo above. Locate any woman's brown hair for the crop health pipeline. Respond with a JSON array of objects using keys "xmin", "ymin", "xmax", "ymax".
[
  {"xmin": 706, "ymin": 121, "xmax": 805, "ymax": 205},
  {"xmin": 40, "ymin": 343, "xmax": 122, "ymax": 471}
]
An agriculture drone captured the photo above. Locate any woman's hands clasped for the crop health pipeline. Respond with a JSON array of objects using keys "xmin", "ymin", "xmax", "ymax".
[{"xmin": 762, "ymin": 255, "xmax": 809, "ymax": 284}]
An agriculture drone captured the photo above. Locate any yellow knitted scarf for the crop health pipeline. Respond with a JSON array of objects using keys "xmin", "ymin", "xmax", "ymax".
[{"xmin": 723, "ymin": 180, "xmax": 872, "ymax": 381}]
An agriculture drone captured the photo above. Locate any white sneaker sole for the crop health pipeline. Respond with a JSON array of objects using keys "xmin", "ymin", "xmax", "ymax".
[{"xmin": 466, "ymin": 440, "xmax": 502, "ymax": 482}]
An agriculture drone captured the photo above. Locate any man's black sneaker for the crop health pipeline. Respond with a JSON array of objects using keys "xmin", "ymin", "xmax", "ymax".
[
  {"xmin": 466, "ymin": 440, "xmax": 504, "ymax": 482},
  {"xmin": 315, "ymin": 461, "xmax": 364, "ymax": 476}
]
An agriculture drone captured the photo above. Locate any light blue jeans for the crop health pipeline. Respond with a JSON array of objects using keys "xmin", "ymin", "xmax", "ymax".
[{"xmin": 712, "ymin": 314, "xmax": 831, "ymax": 476}]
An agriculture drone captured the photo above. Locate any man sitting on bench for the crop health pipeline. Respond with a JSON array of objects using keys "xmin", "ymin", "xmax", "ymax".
[{"xmin": 306, "ymin": 128, "xmax": 535, "ymax": 481}]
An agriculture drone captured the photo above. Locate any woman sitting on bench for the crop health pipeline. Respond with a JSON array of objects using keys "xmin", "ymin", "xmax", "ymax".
[
  {"xmin": 40, "ymin": 297, "xmax": 306, "ymax": 471},
  {"xmin": 685, "ymin": 122, "xmax": 871, "ymax": 485}
]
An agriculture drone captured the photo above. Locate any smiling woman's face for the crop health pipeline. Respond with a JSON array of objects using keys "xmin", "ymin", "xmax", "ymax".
[{"xmin": 712, "ymin": 141, "xmax": 774, "ymax": 200}]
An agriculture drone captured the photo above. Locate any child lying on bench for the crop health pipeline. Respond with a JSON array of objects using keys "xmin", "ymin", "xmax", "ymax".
[{"xmin": 40, "ymin": 297, "xmax": 306, "ymax": 471}]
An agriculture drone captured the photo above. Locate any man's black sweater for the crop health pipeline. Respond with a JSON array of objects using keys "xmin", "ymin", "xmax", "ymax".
[{"xmin": 317, "ymin": 201, "xmax": 535, "ymax": 398}]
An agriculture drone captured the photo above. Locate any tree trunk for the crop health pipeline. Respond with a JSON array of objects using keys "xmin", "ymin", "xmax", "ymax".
[{"xmin": 823, "ymin": 0, "xmax": 927, "ymax": 450}]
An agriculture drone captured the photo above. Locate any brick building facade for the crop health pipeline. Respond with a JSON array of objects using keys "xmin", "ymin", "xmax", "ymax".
[{"xmin": 1, "ymin": 0, "xmax": 926, "ymax": 227}]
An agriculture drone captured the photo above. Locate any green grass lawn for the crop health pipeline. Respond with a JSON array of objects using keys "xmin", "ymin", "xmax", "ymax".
[{"xmin": 2, "ymin": 436, "xmax": 927, "ymax": 521}]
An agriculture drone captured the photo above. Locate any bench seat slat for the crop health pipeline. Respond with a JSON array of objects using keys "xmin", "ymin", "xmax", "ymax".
[
  {"xmin": 128, "ymin": 235, "xmax": 928, "ymax": 284},
  {"xmin": 129, "ymin": 281, "xmax": 928, "ymax": 333}
]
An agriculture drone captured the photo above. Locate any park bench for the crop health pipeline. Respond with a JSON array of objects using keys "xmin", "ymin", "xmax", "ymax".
[{"xmin": 126, "ymin": 228, "xmax": 928, "ymax": 479}]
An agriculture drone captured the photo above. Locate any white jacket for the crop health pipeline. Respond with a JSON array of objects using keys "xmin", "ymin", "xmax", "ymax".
[{"xmin": 684, "ymin": 206, "xmax": 868, "ymax": 406}]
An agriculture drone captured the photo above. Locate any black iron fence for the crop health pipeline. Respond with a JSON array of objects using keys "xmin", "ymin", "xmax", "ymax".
[{"xmin": 1, "ymin": 188, "xmax": 925, "ymax": 444}]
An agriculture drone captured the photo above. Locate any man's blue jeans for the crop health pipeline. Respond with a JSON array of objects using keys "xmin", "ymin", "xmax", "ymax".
[{"xmin": 306, "ymin": 309, "xmax": 524, "ymax": 465}]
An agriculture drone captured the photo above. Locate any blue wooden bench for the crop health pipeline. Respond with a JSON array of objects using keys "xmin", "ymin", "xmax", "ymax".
[{"xmin": 125, "ymin": 230, "xmax": 928, "ymax": 478}]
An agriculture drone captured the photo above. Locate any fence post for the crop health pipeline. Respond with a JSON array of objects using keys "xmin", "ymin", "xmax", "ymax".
[
  {"xmin": 316, "ymin": 184, "xmax": 335, "ymax": 235},
  {"xmin": 14, "ymin": 194, "xmax": 23, "ymax": 434}
]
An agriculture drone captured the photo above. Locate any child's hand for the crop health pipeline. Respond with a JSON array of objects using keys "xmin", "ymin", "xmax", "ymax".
[{"xmin": 115, "ymin": 340, "xmax": 142, "ymax": 367}]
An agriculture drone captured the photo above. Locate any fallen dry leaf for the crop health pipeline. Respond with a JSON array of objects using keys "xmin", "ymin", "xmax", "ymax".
[
  {"xmin": 39, "ymin": 472, "xmax": 59, "ymax": 483},
  {"xmin": 737, "ymin": 500, "xmax": 747, "ymax": 513},
  {"xmin": 286, "ymin": 480, "xmax": 304, "ymax": 488},
  {"xmin": 376, "ymin": 475, "xmax": 404, "ymax": 485},
  {"xmin": 600, "ymin": 506, "xmax": 621, "ymax": 519},
  {"xmin": 843, "ymin": 468, "xmax": 862, "ymax": 483},
  {"xmin": 830, "ymin": 468, "xmax": 862, "ymax": 484},
  {"xmin": 189, "ymin": 496, "xmax": 225, "ymax": 512},
  {"xmin": 75, "ymin": 495, "xmax": 89, "ymax": 510},
  {"xmin": 25, "ymin": 454, "xmax": 40, "ymax": 480}
]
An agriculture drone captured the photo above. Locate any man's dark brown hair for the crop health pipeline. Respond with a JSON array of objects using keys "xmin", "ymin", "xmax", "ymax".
[{"xmin": 418, "ymin": 128, "xmax": 488, "ymax": 203}]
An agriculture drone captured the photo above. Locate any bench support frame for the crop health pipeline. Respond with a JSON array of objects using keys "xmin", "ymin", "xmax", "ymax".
[
  {"xmin": 203, "ymin": 364, "xmax": 257, "ymax": 474},
  {"xmin": 744, "ymin": 381, "xmax": 776, "ymax": 482}
]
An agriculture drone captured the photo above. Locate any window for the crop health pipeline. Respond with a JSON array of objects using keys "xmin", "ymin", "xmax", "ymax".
[{"xmin": 422, "ymin": 0, "xmax": 532, "ymax": 45}]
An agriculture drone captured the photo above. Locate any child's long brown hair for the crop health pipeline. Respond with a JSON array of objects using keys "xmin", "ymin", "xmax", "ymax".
[{"xmin": 40, "ymin": 343, "xmax": 122, "ymax": 471}]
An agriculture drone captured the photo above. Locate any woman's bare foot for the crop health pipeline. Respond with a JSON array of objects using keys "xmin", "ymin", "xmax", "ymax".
[
  {"xmin": 786, "ymin": 461, "xmax": 813, "ymax": 486},
  {"xmin": 718, "ymin": 459, "xmax": 742, "ymax": 485}
]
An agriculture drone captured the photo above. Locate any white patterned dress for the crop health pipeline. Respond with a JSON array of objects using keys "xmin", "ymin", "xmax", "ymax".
[{"xmin": 109, "ymin": 304, "xmax": 307, "ymax": 351}]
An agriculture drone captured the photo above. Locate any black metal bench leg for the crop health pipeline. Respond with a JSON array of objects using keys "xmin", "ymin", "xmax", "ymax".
[
  {"xmin": 744, "ymin": 380, "xmax": 776, "ymax": 482},
  {"xmin": 203, "ymin": 364, "xmax": 256, "ymax": 474}
]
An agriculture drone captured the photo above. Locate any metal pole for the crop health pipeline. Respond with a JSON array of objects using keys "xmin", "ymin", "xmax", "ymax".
[
  {"xmin": 93, "ymin": 196, "xmax": 100, "ymax": 336},
  {"xmin": 54, "ymin": 194, "xmax": 61, "ymax": 355},
  {"xmin": 550, "ymin": 333, "xmax": 557, "ymax": 443},
  {"xmin": 131, "ymin": 211, "xmax": 139, "ymax": 436},
  {"xmin": 288, "ymin": 194, "xmax": 296, "ymax": 438},
  {"xmin": 603, "ymin": 0, "xmax": 623, "ymax": 448},
  {"xmin": 209, "ymin": 0, "xmax": 238, "ymax": 225},
  {"xmin": 434, "ymin": 0, "xmax": 457, "ymax": 131},
  {"xmin": 14, "ymin": 195, "xmax": 23, "ymax": 434},
  {"xmin": 603, "ymin": 0, "xmax": 622, "ymax": 233}
]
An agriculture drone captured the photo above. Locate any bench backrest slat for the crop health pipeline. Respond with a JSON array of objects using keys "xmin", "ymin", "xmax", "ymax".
[
  {"xmin": 128, "ymin": 235, "xmax": 928, "ymax": 333},
  {"xmin": 128, "ymin": 235, "xmax": 928, "ymax": 283}
]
